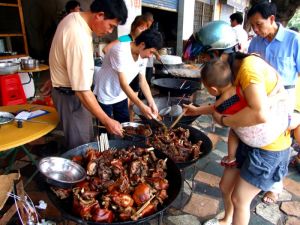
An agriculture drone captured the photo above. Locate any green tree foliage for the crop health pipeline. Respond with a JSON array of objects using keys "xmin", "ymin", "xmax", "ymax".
[{"xmin": 287, "ymin": 9, "xmax": 300, "ymax": 31}]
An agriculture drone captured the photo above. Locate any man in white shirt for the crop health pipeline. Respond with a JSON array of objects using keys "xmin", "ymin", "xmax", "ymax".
[
  {"xmin": 94, "ymin": 29, "xmax": 162, "ymax": 122},
  {"xmin": 230, "ymin": 12, "xmax": 249, "ymax": 52}
]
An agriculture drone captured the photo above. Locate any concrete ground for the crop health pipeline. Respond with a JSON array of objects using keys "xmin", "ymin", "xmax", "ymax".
[{"xmin": 2, "ymin": 88, "xmax": 300, "ymax": 225}]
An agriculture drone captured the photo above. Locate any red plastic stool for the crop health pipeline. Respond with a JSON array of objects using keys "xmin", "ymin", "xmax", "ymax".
[{"xmin": 0, "ymin": 74, "xmax": 27, "ymax": 106}]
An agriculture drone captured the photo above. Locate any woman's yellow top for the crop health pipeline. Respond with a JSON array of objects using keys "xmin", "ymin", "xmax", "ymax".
[{"xmin": 234, "ymin": 55, "xmax": 291, "ymax": 151}]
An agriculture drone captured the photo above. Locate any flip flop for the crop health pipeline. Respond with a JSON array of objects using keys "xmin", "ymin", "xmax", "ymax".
[
  {"xmin": 262, "ymin": 191, "xmax": 278, "ymax": 204},
  {"xmin": 203, "ymin": 218, "xmax": 219, "ymax": 225}
]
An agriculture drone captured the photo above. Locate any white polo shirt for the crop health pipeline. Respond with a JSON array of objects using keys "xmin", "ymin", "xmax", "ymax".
[{"xmin": 93, "ymin": 42, "xmax": 147, "ymax": 104}]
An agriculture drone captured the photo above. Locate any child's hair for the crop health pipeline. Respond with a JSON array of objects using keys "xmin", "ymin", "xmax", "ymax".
[{"xmin": 201, "ymin": 59, "xmax": 232, "ymax": 88}]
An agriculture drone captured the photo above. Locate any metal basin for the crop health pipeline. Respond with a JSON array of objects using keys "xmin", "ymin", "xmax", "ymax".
[
  {"xmin": 38, "ymin": 156, "xmax": 86, "ymax": 188},
  {"xmin": 133, "ymin": 96, "xmax": 199, "ymax": 127},
  {"xmin": 0, "ymin": 62, "xmax": 20, "ymax": 75}
]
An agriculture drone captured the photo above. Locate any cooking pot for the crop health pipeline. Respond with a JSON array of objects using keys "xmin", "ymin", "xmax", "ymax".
[
  {"xmin": 133, "ymin": 96, "xmax": 199, "ymax": 126},
  {"xmin": 46, "ymin": 140, "xmax": 182, "ymax": 225},
  {"xmin": 20, "ymin": 58, "xmax": 39, "ymax": 70},
  {"xmin": 0, "ymin": 62, "xmax": 20, "ymax": 75},
  {"xmin": 151, "ymin": 78, "xmax": 201, "ymax": 96}
]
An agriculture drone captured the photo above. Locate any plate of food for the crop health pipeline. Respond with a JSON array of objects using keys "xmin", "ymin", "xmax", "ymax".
[
  {"xmin": 0, "ymin": 112, "xmax": 15, "ymax": 125},
  {"xmin": 121, "ymin": 122, "xmax": 152, "ymax": 138}
]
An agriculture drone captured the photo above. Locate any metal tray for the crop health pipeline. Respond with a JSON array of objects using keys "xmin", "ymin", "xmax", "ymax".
[
  {"xmin": 121, "ymin": 122, "xmax": 152, "ymax": 137},
  {"xmin": 0, "ymin": 112, "xmax": 15, "ymax": 125}
]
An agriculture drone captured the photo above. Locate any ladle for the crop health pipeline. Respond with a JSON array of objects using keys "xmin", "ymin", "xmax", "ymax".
[
  {"xmin": 159, "ymin": 91, "xmax": 171, "ymax": 116},
  {"xmin": 169, "ymin": 94, "xmax": 186, "ymax": 117},
  {"xmin": 169, "ymin": 103, "xmax": 192, "ymax": 129}
]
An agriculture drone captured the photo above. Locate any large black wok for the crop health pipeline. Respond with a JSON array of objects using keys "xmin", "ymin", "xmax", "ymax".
[
  {"xmin": 151, "ymin": 78, "xmax": 201, "ymax": 96},
  {"xmin": 133, "ymin": 96, "xmax": 199, "ymax": 127},
  {"xmin": 46, "ymin": 140, "xmax": 182, "ymax": 225}
]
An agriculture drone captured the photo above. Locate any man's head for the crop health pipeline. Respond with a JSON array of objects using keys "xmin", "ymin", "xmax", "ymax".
[
  {"xmin": 142, "ymin": 12, "xmax": 154, "ymax": 29},
  {"xmin": 201, "ymin": 59, "xmax": 232, "ymax": 96},
  {"xmin": 130, "ymin": 15, "xmax": 148, "ymax": 39},
  {"xmin": 135, "ymin": 29, "xmax": 163, "ymax": 58},
  {"xmin": 65, "ymin": 0, "xmax": 81, "ymax": 14},
  {"xmin": 247, "ymin": 2, "xmax": 277, "ymax": 38},
  {"xmin": 65, "ymin": 0, "xmax": 81, "ymax": 13},
  {"xmin": 90, "ymin": 0, "xmax": 128, "ymax": 37},
  {"xmin": 230, "ymin": 12, "xmax": 243, "ymax": 27}
]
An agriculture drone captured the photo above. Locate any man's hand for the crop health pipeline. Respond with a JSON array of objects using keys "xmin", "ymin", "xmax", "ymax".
[
  {"xmin": 102, "ymin": 118, "xmax": 123, "ymax": 137},
  {"xmin": 140, "ymin": 104, "xmax": 156, "ymax": 119},
  {"xmin": 148, "ymin": 102, "xmax": 158, "ymax": 116}
]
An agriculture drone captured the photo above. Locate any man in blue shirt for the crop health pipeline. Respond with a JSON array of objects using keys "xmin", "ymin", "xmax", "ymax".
[{"xmin": 247, "ymin": 1, "xmax": 300, "ymax": 205}]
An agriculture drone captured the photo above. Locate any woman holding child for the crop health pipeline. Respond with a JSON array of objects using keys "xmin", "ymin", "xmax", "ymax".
[{"xmin": 184, "ymin": 21, "xmax": 292, "ymax": 225}]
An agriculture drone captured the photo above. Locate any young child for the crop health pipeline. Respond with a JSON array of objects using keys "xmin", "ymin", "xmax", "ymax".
[{"xmin": 200, "ymin": 59, "xmax": 300, "ymax": 166}]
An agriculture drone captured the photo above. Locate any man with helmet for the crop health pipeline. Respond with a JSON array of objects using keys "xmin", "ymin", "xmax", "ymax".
[{"xmin": 184, "ymin": 21, "xmax": 291, "ymax": 225}]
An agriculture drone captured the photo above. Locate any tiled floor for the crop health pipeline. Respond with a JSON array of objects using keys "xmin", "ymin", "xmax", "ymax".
[{"xmin": 2, "ymin": 89, "xmax": 300, "ymax": 225}]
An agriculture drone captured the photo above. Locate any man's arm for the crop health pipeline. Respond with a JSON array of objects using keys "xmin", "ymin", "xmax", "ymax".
[
  {"xmin": 75, "ymin": 90, "xmax": 123, "ymax": 136},
  {"xmin": 118, "ymin": 72, "xmax": 154, "ymax": 119},
  {"xmin": 139, "ymin": 73, "xmax": 158, "ymax": 115}
]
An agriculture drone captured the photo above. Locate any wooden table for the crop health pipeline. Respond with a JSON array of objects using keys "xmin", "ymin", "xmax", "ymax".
[
  {"xmin": 0, "ymin": 104, "xmax": 59, "ymax": 176},
  {"xmin": 18, "ymin": 64, "xmax": 49, "ymax": 73}
]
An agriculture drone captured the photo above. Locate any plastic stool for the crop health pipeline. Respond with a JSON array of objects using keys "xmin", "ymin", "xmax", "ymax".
[{"xmin": 0, "ymin": 74, "xmax": 27, "ymax": 105}]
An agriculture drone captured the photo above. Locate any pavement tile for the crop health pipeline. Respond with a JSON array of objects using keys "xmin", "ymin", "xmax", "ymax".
[
  {"xmin": 285, "ymin": 216, "xmax": 300, "ymax": 225},
  {"xmin": 280, "ymin": 201, "xmax": 300, "ymax": 217},
  {"xmin": 283, "ymin": 178, "xmax": 300, "ymax": 197},
  {"xmin": 249, "ymin": 213, "xmax": 275, "ymax": 225},
  {"xmin": 255, "ymin": 202, "xmax": 282, "ymax": 224},
  {"xmin": 183, "ymin": 193, "xmax": 219, "ymax": 218},
  {"xmin": 194, "ymin": 182, "xmax": 222, "ymax": 199},
  {"xmin": 166, "ymin": 214, "xmax": 201, "ymax": 225},
  {"xmin": 207, "ymin": 133, "xmax": 220, "ymax": 150},
  {"xmin": 194, "ymin": 171, "xmax": 221, "ymax": 188}
]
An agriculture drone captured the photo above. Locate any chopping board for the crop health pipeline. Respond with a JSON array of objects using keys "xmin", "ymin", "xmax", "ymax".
[{"xmin": 0, "ymin": 172, "xmax": 20, "ymax": 210}]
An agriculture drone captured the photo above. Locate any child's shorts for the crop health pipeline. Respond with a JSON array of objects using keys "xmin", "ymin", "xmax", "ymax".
[{"xmin": 236, "ymin": 142, "xmax": 290, "ymax": 191}]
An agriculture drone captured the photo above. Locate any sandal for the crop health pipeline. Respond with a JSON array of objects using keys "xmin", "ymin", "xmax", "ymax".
[
  {"xmin": 262, "ymin": 191, "xmax": 278, "ymax": 204},
  {"xmin": 220, "ymin": 156, "xmax": 237, "ymax": 167},
  {"xmin": 203, "ymin": 218, "xmax": 219, "ymax": 225}
]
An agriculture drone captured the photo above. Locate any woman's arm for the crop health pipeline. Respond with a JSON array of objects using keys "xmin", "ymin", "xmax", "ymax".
[
  {"xmin": 213, "ymin": 83, "xmax": 268, "ymax": 128},
  {"xmin": 183, "ymin": 103, "xmax": 214, "ymax": 116}
]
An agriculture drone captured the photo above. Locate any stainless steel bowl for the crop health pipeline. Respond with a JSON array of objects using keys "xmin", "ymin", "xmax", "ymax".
[
  {"xmin": 0, "ymin": 111, "xmax": 15, "ymax": 125},
  {"xmin": 38, "ymin": 157, "xmax": 86, "ymax": 188},
  {"xmin": 20, "ymin": 58, "xmax": 39, "ymax": 70},
  {"xmin": 0, "ymin": 62, "xmax": 20, "ymax": 75}
]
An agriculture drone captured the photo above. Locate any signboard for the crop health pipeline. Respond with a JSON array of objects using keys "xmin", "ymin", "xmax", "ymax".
[{"xmin": 142, "ymin": 0, "xmax": 178, "ymax": 12}]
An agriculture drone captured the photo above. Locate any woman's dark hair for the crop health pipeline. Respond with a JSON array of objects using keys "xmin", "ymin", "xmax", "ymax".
[
  {"xmin": 247, "ymin": 2, "xmax": 277, "ymax": 19},
  {"xmin": 135, "ymin": 29, "xmax": 163, "ymax": 50},
  {"xmin": 65, "ymin": 0, "xmax": 80, "ymax": 13},
  {"xmin": 201, "ymin": 59, "xmax": 232, "ymax": 88},
  {"xmin": 90, "ymin": 0, "xmax": 128, "ymax": 25},
  {"xmin": 230, "ymin": 12, "xmax": 243, "ymax": 24}
]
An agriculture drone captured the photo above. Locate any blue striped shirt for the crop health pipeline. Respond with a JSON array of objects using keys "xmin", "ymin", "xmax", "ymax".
[{"xmin": 248, "ymin": 24, "xmax": 300, "ymax": 86}]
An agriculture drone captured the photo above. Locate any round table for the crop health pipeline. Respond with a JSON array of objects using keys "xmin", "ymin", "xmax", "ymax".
[
  {"xmin": 18, "ymin": 64, "xmax": 49, "ymax": 73},
  {"xmin": 0, "ymin": 104, "xmax": 59, "ymax": 151}
]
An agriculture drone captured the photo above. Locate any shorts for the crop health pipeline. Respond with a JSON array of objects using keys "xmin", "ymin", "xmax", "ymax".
[
  {"xmin": 236, "ymin": 142, "xmax": 290, "ymax": 191},
  {"xmin": 129, "ymin": 75, "xmax": 140, "ymax": 92}
]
